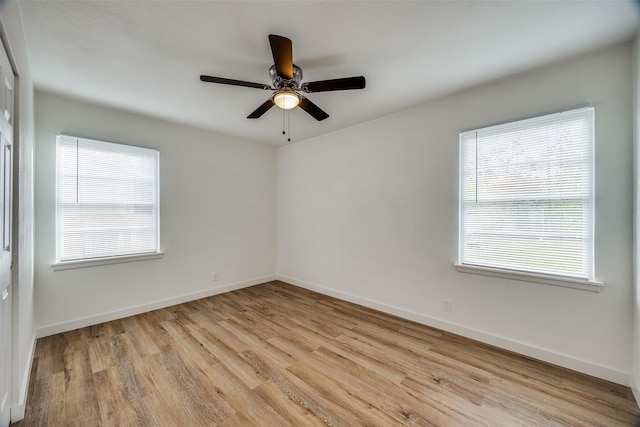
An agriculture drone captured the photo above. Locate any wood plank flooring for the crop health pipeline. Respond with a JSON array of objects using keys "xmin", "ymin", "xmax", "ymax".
[{"xmin": 13, "ymin": 281, "xmax": 640, "ymax": 426}]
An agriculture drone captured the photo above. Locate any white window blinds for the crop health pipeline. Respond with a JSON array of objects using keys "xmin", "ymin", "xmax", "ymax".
[
  {"xmin": 459, "ymin": 107, "xmax": 594, "ymax": 280},
  {"xmin": 56, "ymin": 135, "xmax": 160, "ymax": 262}
]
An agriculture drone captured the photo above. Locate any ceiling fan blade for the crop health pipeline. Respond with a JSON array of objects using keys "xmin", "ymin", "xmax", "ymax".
[
  {"xmin": 200, "ymin": 75, "xmax": 270, "ymax": 90},
  {"xmin": 247, "ymin": 99, "xmax": 275, "ymax": 119},
  {"xmin": 302, "ymin": 76, "xmax": 366, "ymax": 93},
  {"xmin": 269, "ymin": 34, "xmax": 293, "ymax": 80},
  {"xmin": 298, "ymin": 97, "xmax": 329, "ymax": 121}
]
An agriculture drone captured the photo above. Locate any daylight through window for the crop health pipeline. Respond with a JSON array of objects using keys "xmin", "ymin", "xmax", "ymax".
[
  {"xmin": 458, "ymin": 107, "xmax": 594, "ymax": 281},
  {"xmin": 56, "ymin": 135, "xmax": 160, "ymax": 262}
]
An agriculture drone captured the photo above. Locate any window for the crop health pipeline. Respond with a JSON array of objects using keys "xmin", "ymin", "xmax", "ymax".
[
  {"xmin": 55, "ymin": 135, "xmax": 160, "ymax": 264},
  {"xmin": 458, "ymin": 107, "xmax": 597, "ymax": 286}
]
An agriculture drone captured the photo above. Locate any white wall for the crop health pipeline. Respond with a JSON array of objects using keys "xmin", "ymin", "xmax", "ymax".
[
  {"xmin": 0, "ymin": 1, "xmax": 36, "ymax": 422},
  {"xmin": 34, "ymin": 91, "xmax": 276, "ymax": 335},
  {"xmin": 278, "ymin": 43, "xmax": 634, "ymax": 385},
  {"xmin": 632, "ymin": 31, "xmax": 640, "ymax": 404}
]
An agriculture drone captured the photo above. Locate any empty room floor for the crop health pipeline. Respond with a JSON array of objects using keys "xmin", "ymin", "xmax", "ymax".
[{"xmin": 13, "ymin": 281, "xmax": 640, "ymax": 426}]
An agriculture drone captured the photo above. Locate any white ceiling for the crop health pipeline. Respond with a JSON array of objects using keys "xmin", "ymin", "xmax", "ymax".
[{"xmin": 16, "ymin": 1, "xmax": 640, "ymax": 147}]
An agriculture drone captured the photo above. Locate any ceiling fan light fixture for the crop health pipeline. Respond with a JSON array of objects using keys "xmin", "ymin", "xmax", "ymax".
[
  {"xmin": 273, "ymin": 90, "xmax": 300, "ymax": 110},
  {"xmin": 201, "ymin": 34, "xmax": 364, "ymax": 121}
]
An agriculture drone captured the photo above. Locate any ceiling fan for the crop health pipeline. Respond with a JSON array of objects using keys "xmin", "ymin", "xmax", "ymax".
[{"xmin": 200, "ymin": 34, "xmax": 366, "ymax": 122}]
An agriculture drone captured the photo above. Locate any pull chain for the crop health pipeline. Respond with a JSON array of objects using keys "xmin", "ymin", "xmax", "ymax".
[{"xmin": 280, "ymin": 107, "xmax": 293, "ymax": 143}]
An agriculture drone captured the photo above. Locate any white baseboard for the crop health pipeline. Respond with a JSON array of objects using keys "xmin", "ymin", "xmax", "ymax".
[
  {"xmin": 632, "ymin": 373, "xmax": 640, "ymax": 408},
  {"xmin": 11, "ymin": 331, "xmax": 36, "ymax": 423},
  {"xmin": 36, "ymin": 275, "xmax": 276, "ymax": 338},
  {"xmin": 276, "ymin": 274, "xmax": 630, "ymax": 386}
]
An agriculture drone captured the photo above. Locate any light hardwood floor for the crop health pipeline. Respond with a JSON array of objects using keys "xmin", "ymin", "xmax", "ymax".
[{"xmin": 13, "ymin": 281, "xmax": 640, "ymax": 426}]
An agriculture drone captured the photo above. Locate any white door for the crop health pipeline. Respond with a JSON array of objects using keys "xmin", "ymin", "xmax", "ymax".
[{"xmin": 0, "ymin": 38, "xmax": 14, "ymax": 427}]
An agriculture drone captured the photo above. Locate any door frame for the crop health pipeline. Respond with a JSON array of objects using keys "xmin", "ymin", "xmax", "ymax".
[{"xmin": 0, "ymin": 16, "xmax": 19, "ymax": 425}]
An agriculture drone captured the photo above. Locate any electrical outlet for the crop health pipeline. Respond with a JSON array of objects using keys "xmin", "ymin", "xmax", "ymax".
[
  {"xmin": 443, "ymin": 299, "xmax": 452, "ymax": 312},
  {"xmin": 212, "ymin": 272, "xmax": 219, "ymax": 282}
]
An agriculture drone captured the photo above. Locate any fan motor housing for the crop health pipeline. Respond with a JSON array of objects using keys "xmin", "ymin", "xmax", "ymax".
[{"xmin": 269, "ymin": 64, "xmax": 303, "ymax": 89}]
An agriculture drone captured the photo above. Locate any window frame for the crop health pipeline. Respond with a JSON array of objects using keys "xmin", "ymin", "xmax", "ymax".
[
  {"xmin": 455, "ymin": 107, "xmax": 603, "ymax": 292},
  {"xmin": 52, "ymin": 135, "xmax": 163, "ymax": 270}
]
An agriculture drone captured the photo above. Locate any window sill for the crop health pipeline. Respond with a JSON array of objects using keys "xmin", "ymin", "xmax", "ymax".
[
  {"xmin": 51, "ymin": 252, "xmax": 164, "ymax": 271},
  {"xmin": 454, "ymin": 263, "xmax": 604, "ymax": 293}
]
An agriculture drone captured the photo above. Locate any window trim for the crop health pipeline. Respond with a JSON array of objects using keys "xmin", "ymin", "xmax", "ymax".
[
  {"xmin": 454, "ymin": 263, "xmax": 603, "ymax": 292},
  {"xmin": 51, "ymin": 252, "xmax": 164, "ymax": 271},
  {"xmin": 456, "ymin": 107, "xmax": 601, "ymax": 290}
]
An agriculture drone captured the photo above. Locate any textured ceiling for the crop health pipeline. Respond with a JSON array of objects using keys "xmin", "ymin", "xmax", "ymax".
[{"xmin": 16, "ymin": 1, "xmax": 640, "ymax": 147}]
